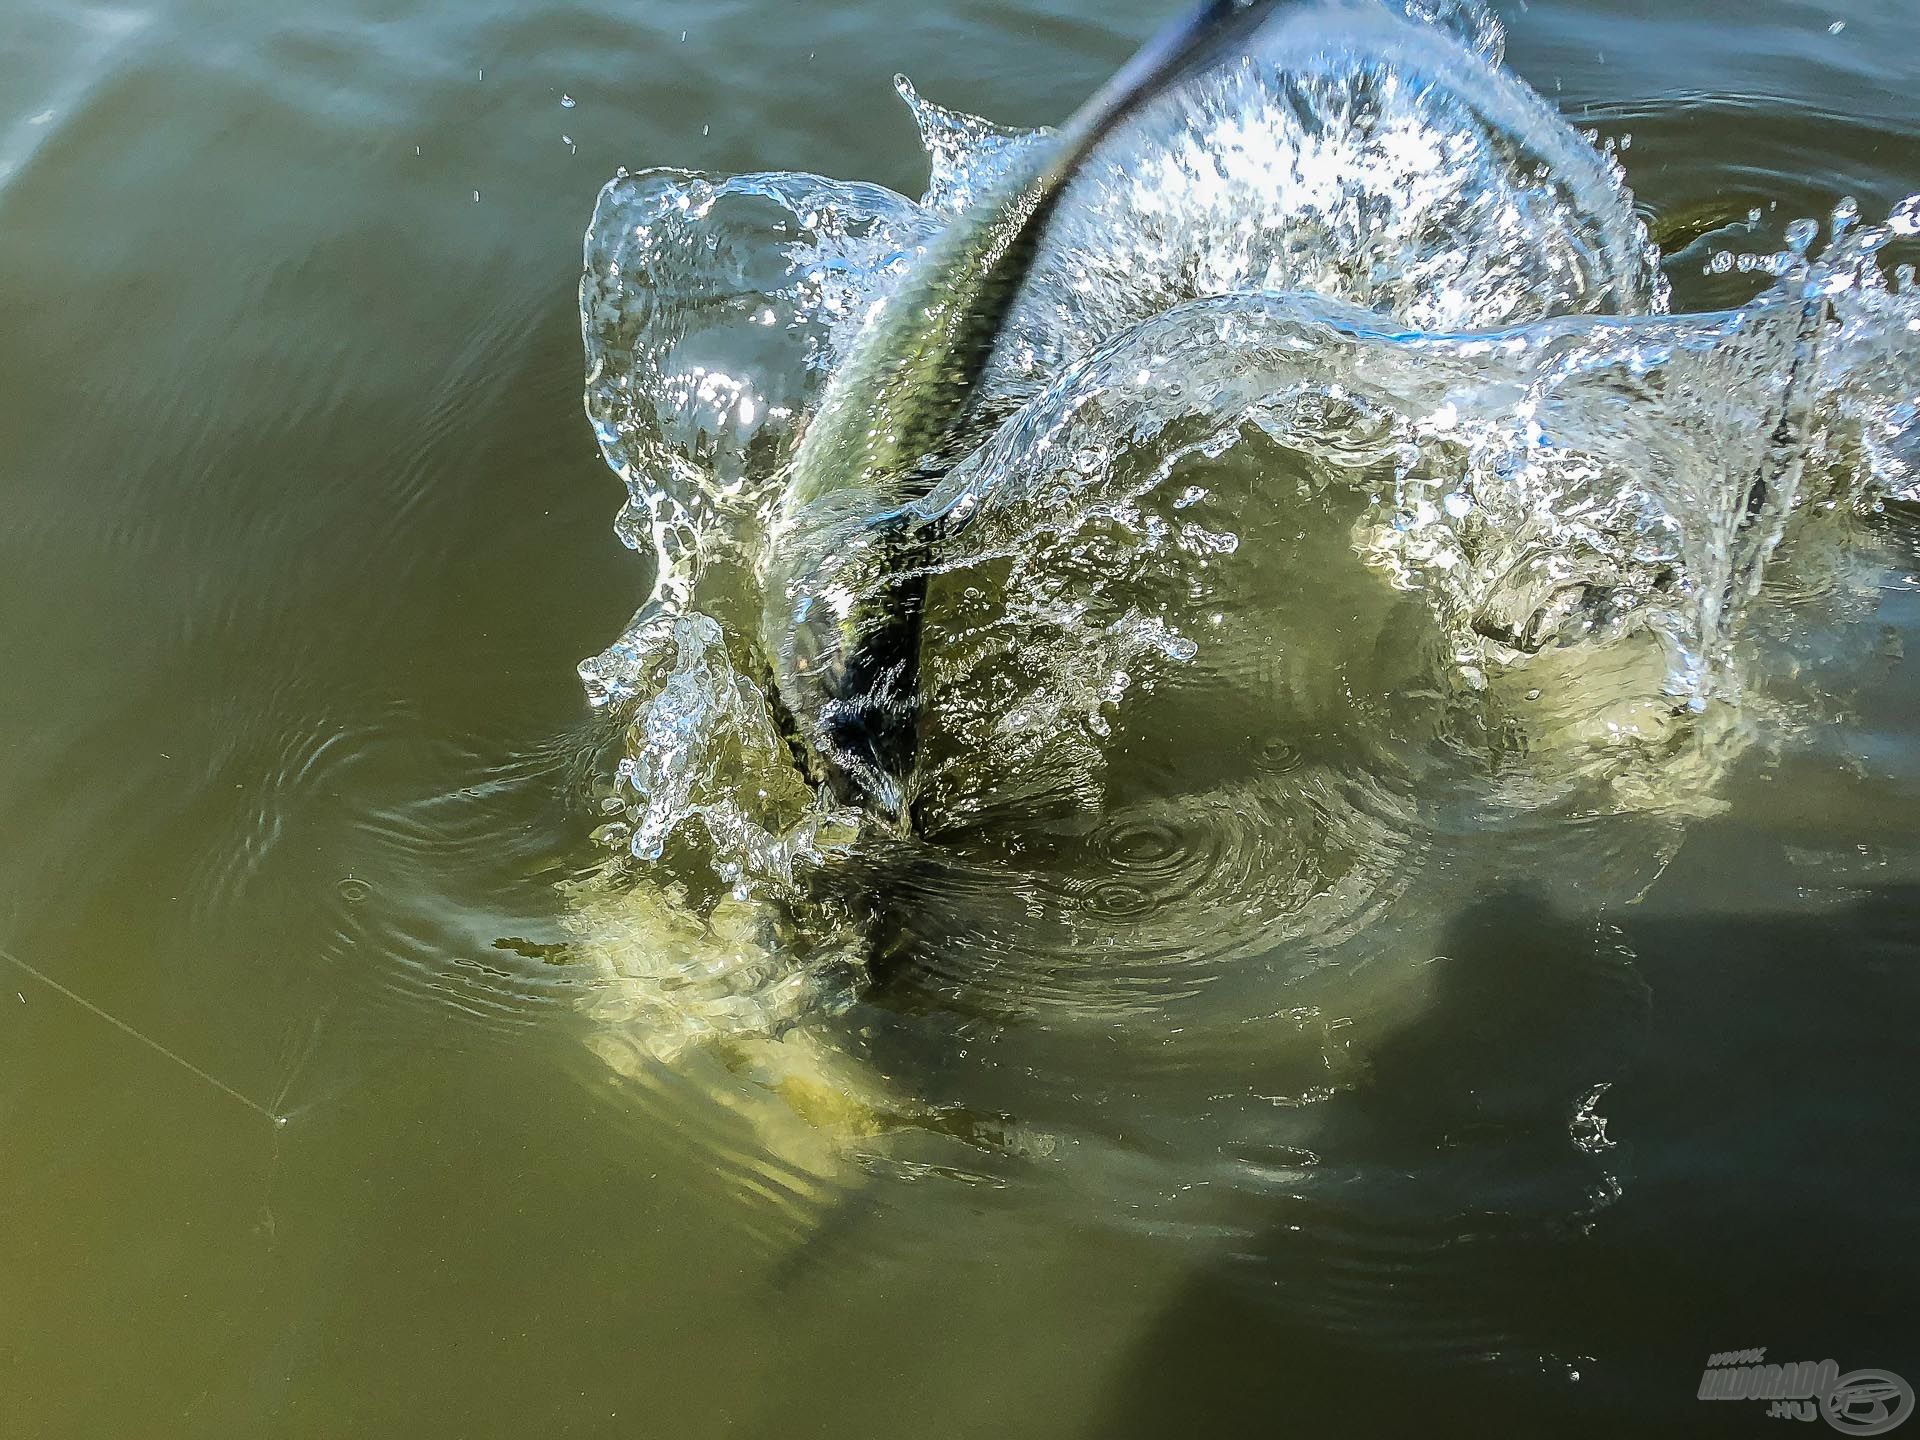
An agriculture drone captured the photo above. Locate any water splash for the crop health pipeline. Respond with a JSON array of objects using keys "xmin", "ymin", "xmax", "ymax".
[
  {"xmin": 969, "ymin": 1, "xmax": 1663, "ymax": 410},
  {"xmin": 577, "ymin": 0, "xmax": 1667, "ymax": 888},
  {"xmin": 570, "ymin": 0, "xmax": 1920, "ymax": 1177}
]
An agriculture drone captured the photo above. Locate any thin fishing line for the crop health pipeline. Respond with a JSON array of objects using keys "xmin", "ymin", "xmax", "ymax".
[
  {"xmin": 0, "ymin": 942, "xmax": 286, "ymax": 1126},
  {"xmin": 267, "ymin": 994, "xmax": 337, "ymax": 1119}
]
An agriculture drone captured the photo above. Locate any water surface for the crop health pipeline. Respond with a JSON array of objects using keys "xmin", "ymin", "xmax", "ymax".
[{"xmin": 1, "ymin": 2, "xmax": 1916, "ymax": 1436}]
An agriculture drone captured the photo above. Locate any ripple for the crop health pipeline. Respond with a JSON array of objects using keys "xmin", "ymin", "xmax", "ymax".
[
  {"xmin": 563, "ymin": 0, "xmax": 1920, "ymax": 1238},
  {"xmin": 1095, "ymin": 816, "xmax": 1186, "ymax": 872}
]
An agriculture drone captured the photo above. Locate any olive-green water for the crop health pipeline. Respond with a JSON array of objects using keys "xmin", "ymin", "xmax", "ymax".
[{"xmin": 2, "ymin": 2, "xmax": 1917, "ymax": 1436}]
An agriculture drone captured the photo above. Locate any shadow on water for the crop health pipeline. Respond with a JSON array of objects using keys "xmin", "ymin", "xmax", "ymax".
[{"xmin": 1083, "ymin": 882, "xmax": 1920, "ymax": 1439}]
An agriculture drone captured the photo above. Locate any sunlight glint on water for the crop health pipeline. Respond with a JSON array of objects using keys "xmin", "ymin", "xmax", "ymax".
[{"xmin": 572, "ymin": 0, "xmax": 1920, "ymax": 1182}]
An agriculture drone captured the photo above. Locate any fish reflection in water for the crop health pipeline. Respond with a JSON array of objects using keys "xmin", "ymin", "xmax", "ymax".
[{"xmin": 564, "ymin": 0, "xmax": 1920, "ymax": 1232}]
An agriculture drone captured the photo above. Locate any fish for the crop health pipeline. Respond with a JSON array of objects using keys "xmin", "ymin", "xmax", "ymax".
[{"xmin": 758, "ymin": 0, "xmax": 1295, "ymax": 831}]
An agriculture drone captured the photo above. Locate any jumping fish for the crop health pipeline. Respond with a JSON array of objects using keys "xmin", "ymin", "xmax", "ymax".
[{"xmin": 759, "ymin": 0, "xmax": 1292, "ymax": 829}]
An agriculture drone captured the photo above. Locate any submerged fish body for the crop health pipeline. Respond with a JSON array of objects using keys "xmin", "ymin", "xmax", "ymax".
[{"xmin": 760, "ymin": 0, "xmax": 1295, "ymax": 828}]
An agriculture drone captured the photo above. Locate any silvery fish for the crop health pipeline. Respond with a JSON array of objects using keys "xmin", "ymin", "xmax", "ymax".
[{"xmin": 759, "ymin": 0, "xmax": 1293, "ymax": 830}]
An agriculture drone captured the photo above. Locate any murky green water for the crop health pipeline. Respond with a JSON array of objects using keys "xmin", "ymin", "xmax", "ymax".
[{"xmin": 2, "ymin": 2, "xmax": 1917, "ymax": 1436}]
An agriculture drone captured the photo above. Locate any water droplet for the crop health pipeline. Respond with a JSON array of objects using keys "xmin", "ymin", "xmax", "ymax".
[
  {"xmin": 1828, "ymin": 197, "xmax": 1861, "ymax": 245},
  {"xmin": 590, "ymin": 821, "xmax": 632, "ymax": 849},
  {"xmin": 337, "ymin": 877, "xmax": 372, "ymax": 904},
  {"xmin": 560, "ymin": 93, "xmax": 576, "ymax": 108},
  {"xmin": 1828, "ymin": 18, "xmax": 1845, "ymax": 33},
  {"xmin": 1888, "ymin": 195, "xmax": 1920, "ymax": 237}
]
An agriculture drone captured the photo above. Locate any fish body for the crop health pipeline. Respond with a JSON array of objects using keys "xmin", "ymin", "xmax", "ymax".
[{"xmin": 760, "ymin": 0, "xmax": 1294, "ymax": 828}]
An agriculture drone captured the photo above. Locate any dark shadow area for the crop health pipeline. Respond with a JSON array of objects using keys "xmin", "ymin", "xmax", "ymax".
[{"xmin": 1086, "ymin": 883, "xmax": 1920, "ymax": 1439}]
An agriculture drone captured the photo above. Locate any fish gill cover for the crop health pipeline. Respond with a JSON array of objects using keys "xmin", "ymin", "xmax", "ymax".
[{"xmin": 568, "ymin": 0, "xmax": 1920, "ymax": 1175}]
